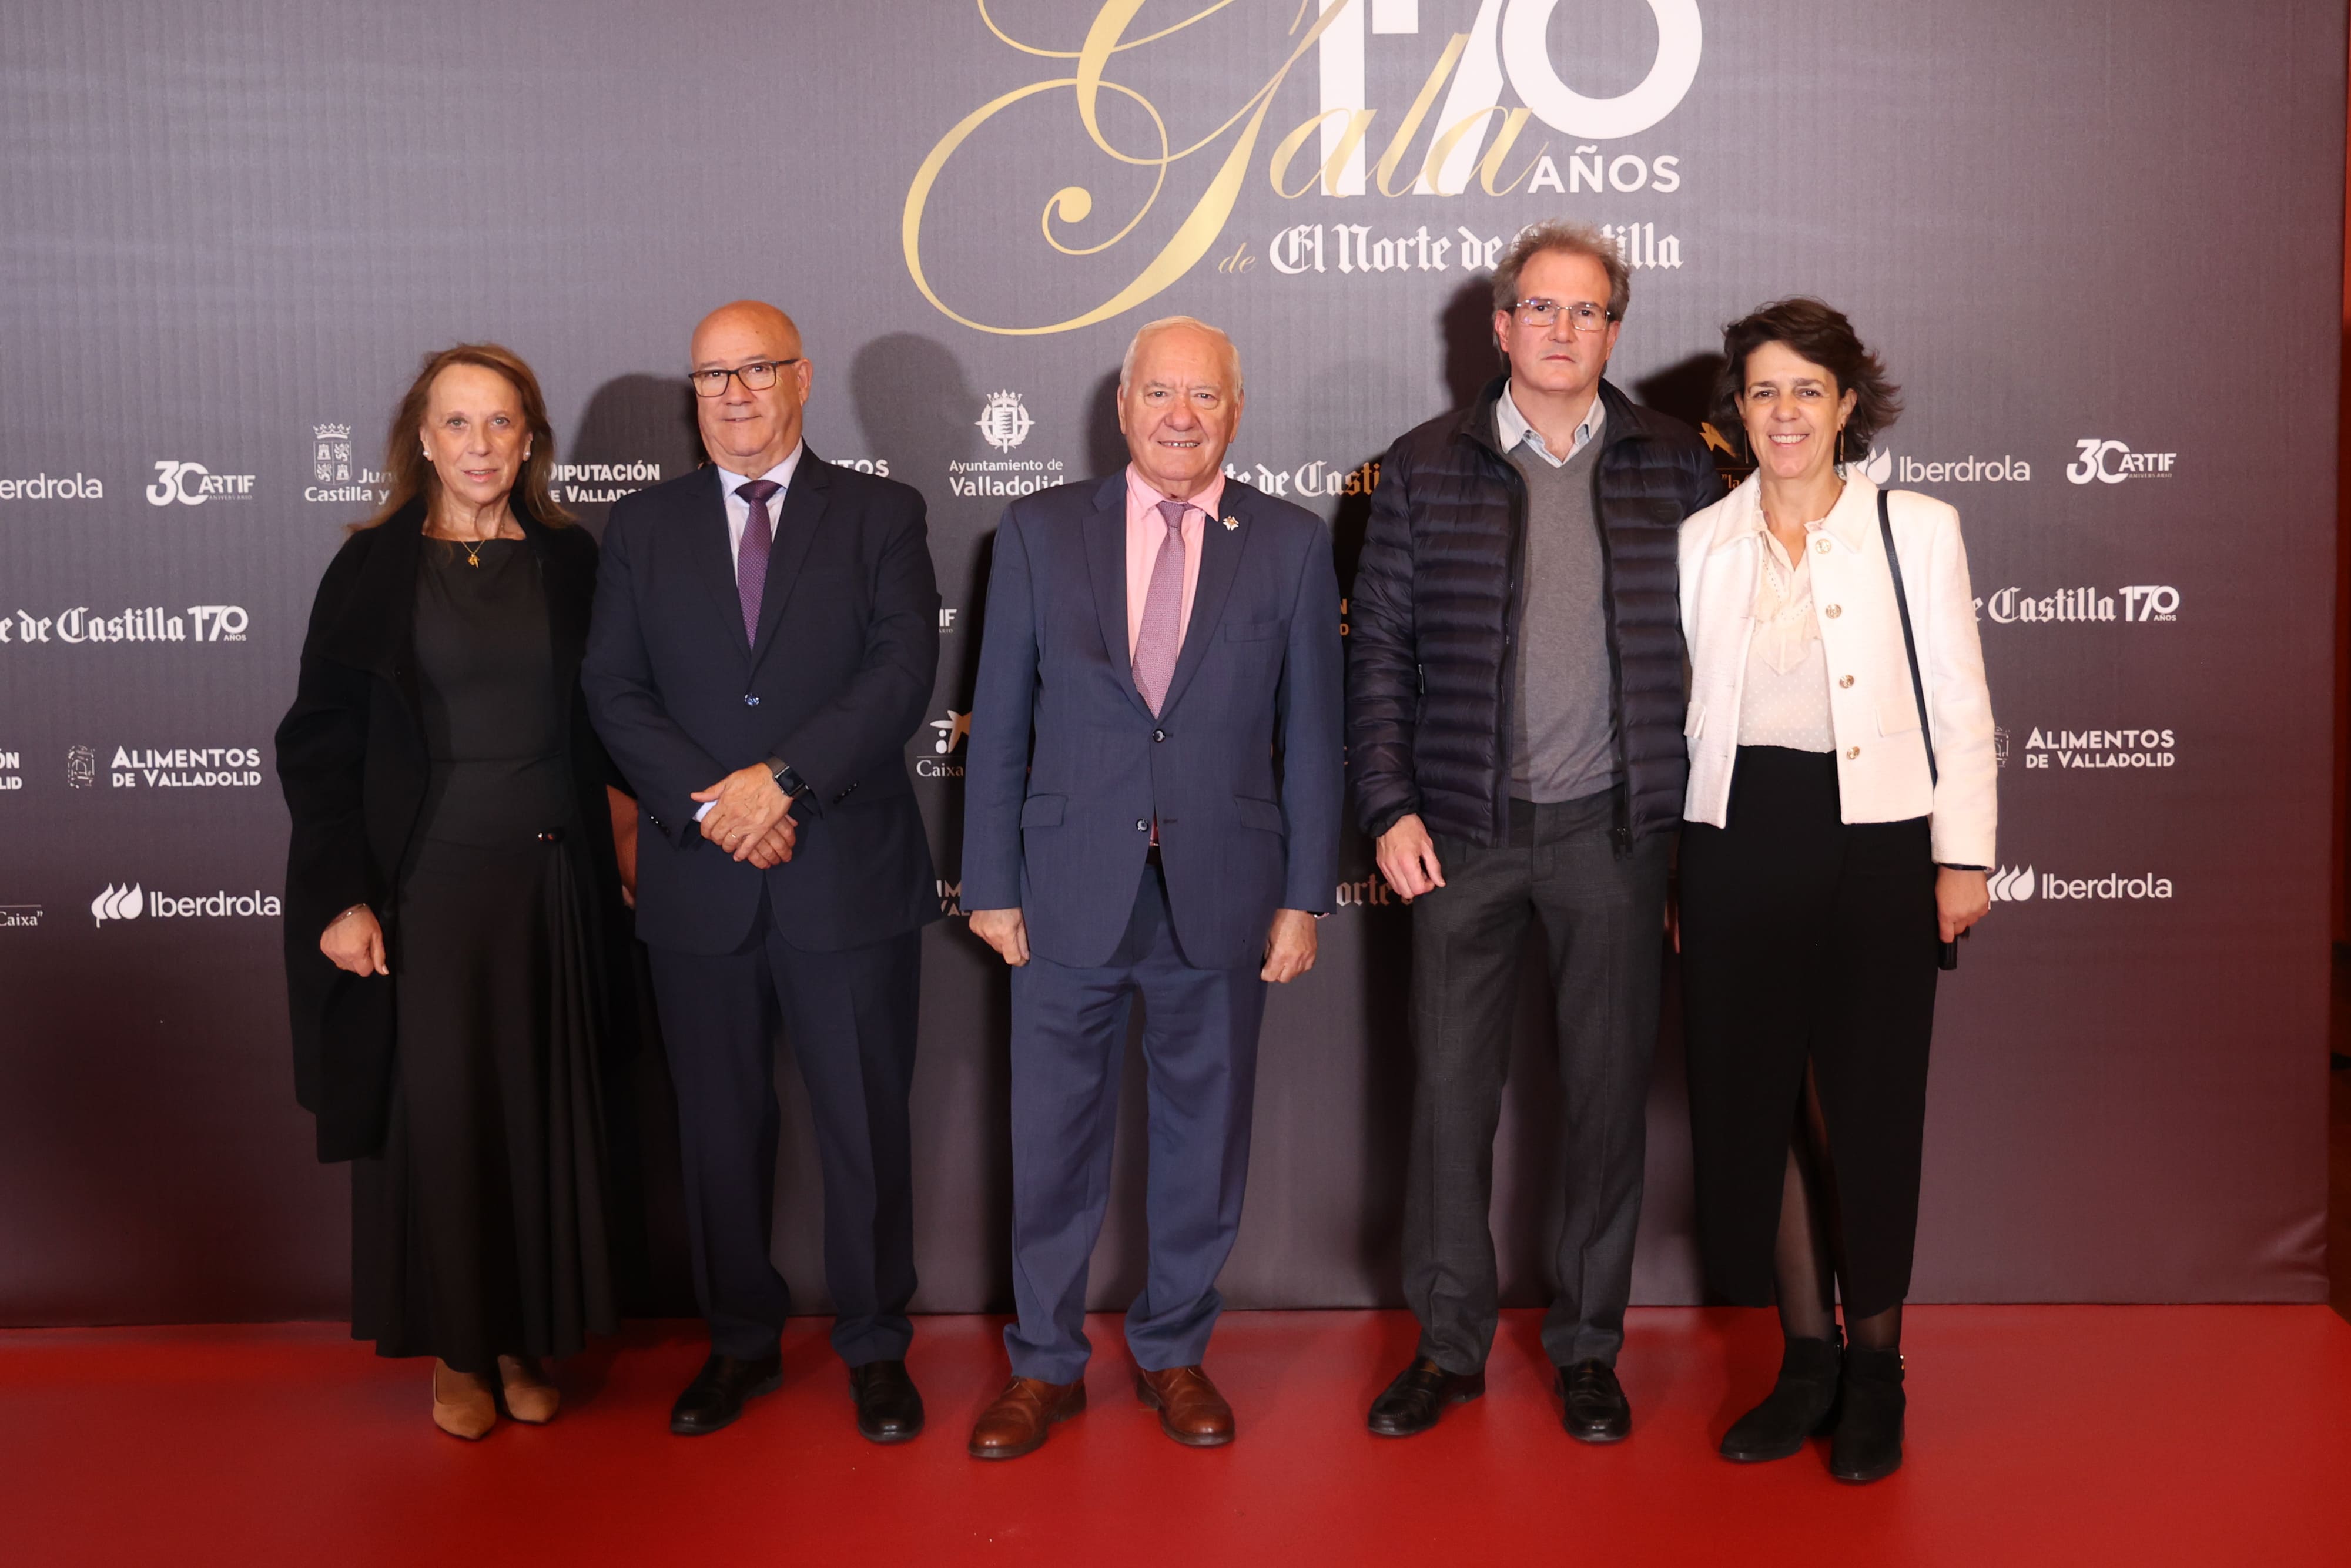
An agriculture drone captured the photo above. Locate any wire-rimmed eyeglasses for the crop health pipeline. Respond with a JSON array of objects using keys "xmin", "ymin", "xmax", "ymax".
[{"xmin": 1509, "ymin": 299, "xmax": 1615, "ymax": 332}]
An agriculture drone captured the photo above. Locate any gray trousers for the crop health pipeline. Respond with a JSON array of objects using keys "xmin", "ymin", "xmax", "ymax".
[{"xmin": 1402, "ymin": 793, "xmax": 1670, "ymax": 1372}]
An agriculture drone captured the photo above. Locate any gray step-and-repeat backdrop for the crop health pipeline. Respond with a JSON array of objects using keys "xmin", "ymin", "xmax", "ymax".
[{"xmin": 0, "ymin": 1, "xmax": 2338, "ymax": 1325}]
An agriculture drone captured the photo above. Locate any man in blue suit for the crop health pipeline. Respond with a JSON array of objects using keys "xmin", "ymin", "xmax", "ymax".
[
  {"xmin": 960, "ymin": 317, "xmax": 1342, "ymax": 1458},
  {"xmin": 584, "ymin": 300, "xmax": 939, "ymax": 1441}
]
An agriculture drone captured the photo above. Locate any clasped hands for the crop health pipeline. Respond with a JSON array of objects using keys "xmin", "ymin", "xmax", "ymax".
[{"xmin": 691, "ymin": 763, "xmax": 798, "ymax": 867}]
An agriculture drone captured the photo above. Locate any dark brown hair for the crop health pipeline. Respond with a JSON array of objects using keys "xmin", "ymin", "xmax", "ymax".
[
  {"xmin": 354, "ymin": 343, "xmax": 571, "ymax": 531},
  {"xmin": 1712, "ymin": 298, "xmax": 1903, "ymax": 464}
]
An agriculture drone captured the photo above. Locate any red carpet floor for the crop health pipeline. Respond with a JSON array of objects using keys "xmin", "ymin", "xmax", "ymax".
[{"xmin": 5, "ymin": 1306, "xmax": 2348, "ymax": 1567}]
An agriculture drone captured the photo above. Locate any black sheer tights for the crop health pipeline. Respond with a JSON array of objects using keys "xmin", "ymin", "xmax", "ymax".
[{"xmin": 1772, "ymin": 1063, "xmax": 1901, "ymax": 1352}]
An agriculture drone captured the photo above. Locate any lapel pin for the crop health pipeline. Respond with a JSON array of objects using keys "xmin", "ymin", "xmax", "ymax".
[{"xmin": 1222, "ymin": 515, "xmax": 1239, "ymax": 531}]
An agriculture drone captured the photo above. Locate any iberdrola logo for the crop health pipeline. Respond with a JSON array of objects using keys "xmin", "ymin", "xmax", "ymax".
[{"xmin": 91, "ymin": 883, "xmax": 145, "ymax": 924}]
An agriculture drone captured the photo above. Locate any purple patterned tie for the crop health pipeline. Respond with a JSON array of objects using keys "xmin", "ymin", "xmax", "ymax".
[
  {"xmin": 735, "ymin": 478, "xmax": 780, "ymax": 643},
  {"xmin": 1132, "ymin": 498, "xmax": 1188, "ymax": 715}
]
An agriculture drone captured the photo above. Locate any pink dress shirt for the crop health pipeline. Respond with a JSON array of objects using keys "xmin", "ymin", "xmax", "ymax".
[{"xmin": 1123, "ymin": 465, "xmax": 1222, "ymax": 659}]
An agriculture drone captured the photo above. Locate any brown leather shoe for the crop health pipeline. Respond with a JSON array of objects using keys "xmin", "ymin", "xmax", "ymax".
[
  {"xmin": 1134, "ymin": 1364, "xmax": 1234, "ymax": 1447},
  {"xmin": 967, "ymin": 1376, "xmax": 1086, "ymax": 1460}
]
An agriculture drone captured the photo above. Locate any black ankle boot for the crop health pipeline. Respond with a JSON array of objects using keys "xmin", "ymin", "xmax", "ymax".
[
  {"xmin": 1828, "ymin": 1344, "xmax": 1905, "ymax": 1482},
  {"xmin": 1719, "ymin": 1332, "xmax": 1842, "ymax": 1462}
]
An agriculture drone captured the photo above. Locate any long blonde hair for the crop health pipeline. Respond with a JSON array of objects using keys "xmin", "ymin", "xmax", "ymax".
[{"xmin": 355, "ymin": 342, "xmax": 572, "ymax": 531}]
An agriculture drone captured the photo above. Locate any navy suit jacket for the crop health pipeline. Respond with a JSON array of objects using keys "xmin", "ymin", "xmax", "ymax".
[
  {"xmin": 584, "ymin": 452, "xmax": 941, "ymax": 956},
  {"xmin": 962, "ymin": 474, "xmax": 1343, "ymax": 971}
]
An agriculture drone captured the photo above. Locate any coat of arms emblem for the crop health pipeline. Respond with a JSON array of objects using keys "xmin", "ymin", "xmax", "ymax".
[{"xmin": 975, "ymin": 390, "xmax": 1034, "ymax": 454}]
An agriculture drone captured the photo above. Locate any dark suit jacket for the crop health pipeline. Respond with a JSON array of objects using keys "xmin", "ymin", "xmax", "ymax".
[
  {"xmin": 962, "ymin": 474, "xmax": 1344, "ymax": 971},
  {"xmin": 583, "ymin": 452, "xmax": 941, "ymax": 956},
  {"xmin": 273, "ymin": 501, "xmax": 628, "ymax": 1162}
]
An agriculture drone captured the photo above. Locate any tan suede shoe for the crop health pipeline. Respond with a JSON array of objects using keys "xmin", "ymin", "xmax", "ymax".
[
  {"xmin": 432, "ymin": 1361, "xmax": 497, "ymax": 1441},
  {"xmin": 497, "ymin": 1355, "xmax": 561, "ymax": 1425},
  {"xmin": 967, "ymin": 1376, "xmax": 1086, "ymax": 1460},
  {"xmin": 1135, "ymin": 1364, "xmax": 1234, "ymax": 1447}
]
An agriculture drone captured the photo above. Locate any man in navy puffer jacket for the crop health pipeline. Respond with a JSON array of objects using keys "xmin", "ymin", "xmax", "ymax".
[{"xmin": 1347, "ymin": 220, "xmax": 1721, "ymax": 1444}]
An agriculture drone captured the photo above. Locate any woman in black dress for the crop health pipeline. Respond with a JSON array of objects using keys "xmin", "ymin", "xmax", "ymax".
[{"xmin": 277, "ymin": 344, "xmax": 637, "ymax": 1439}]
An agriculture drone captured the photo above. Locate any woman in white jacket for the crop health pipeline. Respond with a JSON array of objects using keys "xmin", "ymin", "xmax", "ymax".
[{"xmin": 1676, "ymin": 299, "xmax": 1994, "ymax": 1483}]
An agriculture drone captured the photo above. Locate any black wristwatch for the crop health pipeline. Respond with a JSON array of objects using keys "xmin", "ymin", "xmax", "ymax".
[{"xmin": 764, "ymin": 758, "xmax": 812, "ymax": 800}]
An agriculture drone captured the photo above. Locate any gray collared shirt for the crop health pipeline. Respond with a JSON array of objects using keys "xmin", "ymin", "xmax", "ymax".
[{"xmin": 1496, "ymin": 382, "xmax": 1605, "ymax": 467}]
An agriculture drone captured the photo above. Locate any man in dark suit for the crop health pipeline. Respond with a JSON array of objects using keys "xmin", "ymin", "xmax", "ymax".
[
  {"xmin": 584, "ymin": 300, "xmax": 940, "ymax": 1440},
  {"xmin": 959, "ymin": 317, "xmax": 1342, "ymax": 1459}
]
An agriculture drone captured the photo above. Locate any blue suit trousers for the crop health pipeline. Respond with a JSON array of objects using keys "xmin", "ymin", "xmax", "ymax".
[{"xmin": 1004, "ymin": 862, "xmax": 1268, "ymax": 1383}]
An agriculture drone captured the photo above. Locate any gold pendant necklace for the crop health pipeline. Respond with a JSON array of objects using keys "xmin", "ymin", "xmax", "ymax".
[{"xmin": 428, "ymin": 518, "xmax": 501, "ymax": 565}]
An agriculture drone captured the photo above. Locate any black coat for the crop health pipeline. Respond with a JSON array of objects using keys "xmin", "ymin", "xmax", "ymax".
[
  {"xmin": 582, "ymin": 452, "xmax": 940, "ymax": 957},
  {"xmin": 1346, "ymin": 376, "xmax": 1724, "ymax": 849},
  {"xmin": 274, "ymin": 501, "xmax": 628, "ymax": 1162}
]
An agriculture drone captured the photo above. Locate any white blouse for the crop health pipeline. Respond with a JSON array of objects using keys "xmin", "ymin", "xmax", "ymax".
[{"xmin": 1735, "ymin": 518, "xmax": 1835, "ymax": 752}]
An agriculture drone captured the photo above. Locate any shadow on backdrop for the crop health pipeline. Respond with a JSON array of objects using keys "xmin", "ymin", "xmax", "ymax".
[
  {"xmin": 562, "ymin": 373, "xmax": 708, "ymax": 1318},
  {"xmin": 1441, "ymin": 273, "xmax": 1501, "ymax": 413},
  {"xmin": 1633, "ymin": 353, "xmax": 1728, "ymax": 438},
  {"xmin": 849, "ymin": 334, "xmax": 980, "ymax": 485},
  {"xmin": 1083, "ymin": 369, "xmax": 1125, "ymax": 482},
  {"xmin": 565, "ymin": 373, "xmax": 703, "ymax": 538},
  {"xmin": 850, "ymin": 333, "xmax": 987, "ymax": 880},
  {"xmin": 843, "ymin": 333, "xmax": 1021, "ymax": 1314}
]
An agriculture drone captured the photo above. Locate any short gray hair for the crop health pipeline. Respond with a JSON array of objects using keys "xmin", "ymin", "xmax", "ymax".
[
  {"xmin": 1489, "ymin": 219, "xmax": 1630, "ymax": 321},
  {"xmin": 1118, "ymin": 316, "xmax": 1244, "ymax": 393}
]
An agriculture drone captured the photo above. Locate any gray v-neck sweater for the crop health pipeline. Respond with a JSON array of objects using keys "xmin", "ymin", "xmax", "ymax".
[{"xmin": 1506, "ymin": 435, "xmax": 1620, "ymax": 803}]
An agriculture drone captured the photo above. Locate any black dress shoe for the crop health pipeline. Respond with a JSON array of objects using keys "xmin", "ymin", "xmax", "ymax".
[
  {"xmin": 1828, "ymin": 1345, "xmax": 1905, "ymax": 1483},
  {"xmin": 1367, "ymin": 1356, "xmax": 1485, "ymax": 1438},
  {"xmin": 1557, "ymin": 1359, "xmax": 1631, "ymax": 1443},
  {"xmin": 669, "ymin": 1351, "xmax": 783, "ymax": 1436},
  {"xmin": 1720, "ymin": 1333, "xmax": 1841, "ymax": 1463},
  {"xmin": 849, "ymin": 1358, "xmax": 925, "ymax": 1443}
]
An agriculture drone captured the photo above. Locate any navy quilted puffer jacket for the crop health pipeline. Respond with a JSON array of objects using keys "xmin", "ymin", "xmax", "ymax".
[{"xmin": 1347, "ymin": 376, "xmax": 1723, "ymax": 849}]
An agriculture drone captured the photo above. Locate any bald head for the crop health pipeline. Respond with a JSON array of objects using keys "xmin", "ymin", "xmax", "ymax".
[
  {"xmin": 690, "ymin": 299, "xmax": 812, "ymax": 477},
  {"xmin": 692, "ymin": 300, "xmax": 801, "ymax": 364}
]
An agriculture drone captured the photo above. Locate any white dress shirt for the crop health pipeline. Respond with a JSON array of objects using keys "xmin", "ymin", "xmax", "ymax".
[
  {"xmin": 1496, "ymin": 381, "xmax": 1605, "ymax": 466},
  {"xmin": 695, "ymin": 444, "xmax": 803, "ymax": 821},
  {"xmin": 714, "ymin": 443, "xmax": 805, "ymax": 580}
]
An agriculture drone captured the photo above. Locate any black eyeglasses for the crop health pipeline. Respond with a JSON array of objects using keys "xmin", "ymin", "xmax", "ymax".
[{"xmin": 689, "ymin": 358, "xmax": 802, "ymax": 398}]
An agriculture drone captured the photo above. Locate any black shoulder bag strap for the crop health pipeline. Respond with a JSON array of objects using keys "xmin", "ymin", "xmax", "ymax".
[
  {"xmin": 1878, "ymin": 487, "xmax": 1960, "ymax": 970},
  {"xmin": 1877, "ymin": 487, "xmax": 1935, "ymax": 788}
]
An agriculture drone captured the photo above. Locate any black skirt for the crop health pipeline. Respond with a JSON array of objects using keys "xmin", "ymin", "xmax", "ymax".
[
  {"xmin": 1678, "ymin": 746, "xmax": 1940, "ymax": 1319},
  {"xmin": 351, "ymin": 833, "xmax": 618, "ymax": 1371}
]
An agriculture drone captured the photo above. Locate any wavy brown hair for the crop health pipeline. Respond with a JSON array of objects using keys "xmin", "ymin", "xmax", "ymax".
[
  {"xmin": 1712, "ymin": 298, "xmax": 1903, "ymax": 466},
  {"xmin": 355, "ymin": 343, "xmax": 571, "ymax": 531}
]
